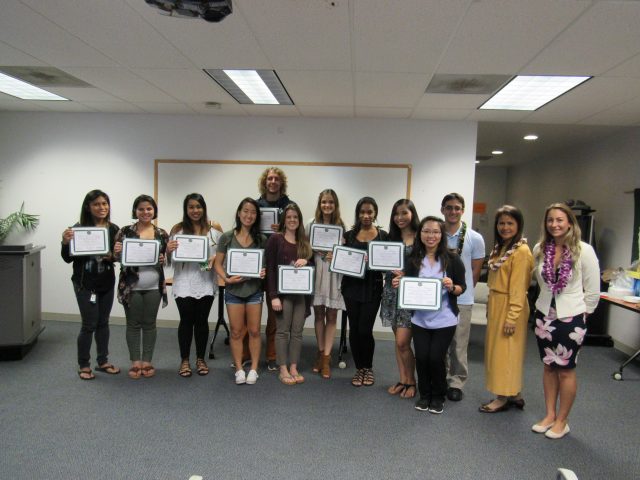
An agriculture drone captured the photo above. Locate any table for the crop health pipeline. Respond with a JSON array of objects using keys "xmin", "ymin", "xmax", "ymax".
[{"xmin": 600, "ymin": 294, "xmax": 640, "ymax": 380}]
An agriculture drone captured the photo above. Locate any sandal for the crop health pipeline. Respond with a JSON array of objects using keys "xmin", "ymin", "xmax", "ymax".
[
  {"xmin": 388, "ymin": 382, "xmax": 405, "ymax": 395},
  {"xmin": 351, "ymin": 369, "xmax": 364, "ymax": 387},
  {"xmin": 195, "ymin": 359, "xmax": 209, "ymax": 376},
  {"xmin": 362, "ymin": 368, "xmax": 375, "ymax": 386},
  {"xmin": 279, "ymin": 373, "xmax": 296, "ymax": 385},
  {"xmin": 401, "ymin": 384, "xmax": 416, "ymax": 399},
  {"xmin": 78, "ymin": 368, "xmax": 95, "ymax": 381},
  {"xmin": 478, "ymin": 399, "xmax": 510, "ymax": 413},
  {"xmin": 141, "ymin": 365, "xmax": 156, "ymax": 378},
  {"xmin": 95, "ymin": 363, "xmax": 120, "ymax": 375},
  {"xmin": 292, "ymin": 372, "xmax": 305, "ymax": 384},
  {"xmin": 128, "ymin": 366, "xmax": 142, "ymax": 380},
  {"xmin": 178, "ymin": 360, "xmax": 192, "ymax": 378}
]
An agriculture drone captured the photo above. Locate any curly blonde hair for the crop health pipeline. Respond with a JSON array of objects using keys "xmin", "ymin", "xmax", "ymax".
[
  {"xmin": 535, "ymin": 203, "xmax": 582, "ymax": 263},
  {"xmin": 258, "ymin": 167, "xmax": 288, "ymax": 197}
]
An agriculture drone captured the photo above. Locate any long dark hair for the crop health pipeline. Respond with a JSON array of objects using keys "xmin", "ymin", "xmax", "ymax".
[
  {"xmin": 410, "ymin": 216, "xmax": 450, "ymax": 272},
  {"xmin": 388, "ymin": 198, "xmax": 419, "ymax": 241},
  {"xmin": 493, "ymin": 205, "xmax": 524, "ymax": 251},
  {"xmin": 131, "ymin": 194, "xmax": 158, "ymax": 220},
  {"xmin": 174, "ymin": 193, "xmax": 209, "ymax": 235},
  {"xmin": 234, "ymin": 197, "xmax": 262, "ymax": 243},
  {"xmin": 278, "ymin": 203, "xmax": 312, "ymax": 259},
  {"xmin": 80, "ymin": 189, "xmax": 111, "ymax": 226},
  {"xmin": 352, "ymin": 196, "xmax": 378, "ymax": 233}
]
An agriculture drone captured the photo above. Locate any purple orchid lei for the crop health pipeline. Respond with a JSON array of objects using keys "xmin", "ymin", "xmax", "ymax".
[{"xmin": 542, "ymin": 241, "xmax": 572, "ymax": 295}]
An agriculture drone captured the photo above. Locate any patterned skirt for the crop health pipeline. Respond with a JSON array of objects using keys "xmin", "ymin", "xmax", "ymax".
[{"xmin": 534, "ymin": 304, "xmax": 587, "ymax": 369}]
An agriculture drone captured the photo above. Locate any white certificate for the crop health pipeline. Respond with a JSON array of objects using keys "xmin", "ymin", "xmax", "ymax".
[
  {"xmin": 172, "ymin": 234, "xmax": 208, "ymax": 263},
  {"xmin": 226, "ymin": 248, "xmax": 264, "ymax": 278},
  {"xmin": 278, "ymin": 266, "xmax": 314, "ymax": 294},
  {"xmin": 69, "ymin": 227, "xmax": 109, "ymax": 256},
  {"xmin": 122, "ymin": 238, "xmax": 160, "ymax": 266},
  {"xmin": 259, "ymin": 208, "xmax": 279, "ymax": 234},
  {"xmin": 309, "ymin": 224, "xmax": 343, "ymax": 252},
  {"xmin": 329, "ymin": 245, "xmax": 366, "ymax": 278},
  {"xmin": 398, "ymin": 277, "xmax": 442, "ymax": 310},
  {"xmin": 368, "ymin": 241, "xmax": 404, "ymax": 271}
]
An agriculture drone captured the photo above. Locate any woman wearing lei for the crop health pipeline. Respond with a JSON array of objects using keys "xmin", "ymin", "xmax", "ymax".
[
  {"xmin": 480, "ymin": 205, "xmax": 533, "ymax": 413},
  {"xmin": 531, "ymin": 203, "xmax": 600, "ymax": 439}
]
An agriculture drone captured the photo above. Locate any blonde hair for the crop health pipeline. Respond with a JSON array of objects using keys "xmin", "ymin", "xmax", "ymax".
[
  {"xmin": 535, "ymin": 203, "xmax": 582, "ymax": 263},
  {"xmin": 258, "ymin": 167, "xmax": 288, "ymax": 197},
  {"xmin": 278, "ymin": 203, "xmax": 312, "ymax": 260},
  {"xmin": 314, "ymin": 189, "xmax": 344, "ymax": 227}
]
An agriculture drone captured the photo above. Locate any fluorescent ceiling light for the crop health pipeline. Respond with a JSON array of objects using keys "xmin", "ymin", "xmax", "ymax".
[
  {"xmin": 203, "ymin": 69, "xmax": 293, "ymax": 105},
  {"xmin": 0, "ymin": 72, "xmax": 68, "ymax": 101},
  {"xmin": 523, "ymin": 134, "xmax": 538, "ymax": 141},
  {"xmin": 479, "ymin": 75, "xmax": 591, "ymax": 111},
  {"xmin": 491, "ymin": 150, "xmax": 503, "ymax": 155}
]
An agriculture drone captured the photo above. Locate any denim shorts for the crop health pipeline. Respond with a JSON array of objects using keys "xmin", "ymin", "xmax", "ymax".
[{"xmin": 224, "ymin": 290, "xmax": 263, "ymax": 305}]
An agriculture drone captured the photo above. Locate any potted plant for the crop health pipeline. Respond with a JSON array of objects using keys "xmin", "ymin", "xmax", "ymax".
[{"xmin": 0, "ymin": 202, "xmax": 39, "ymax": 245}]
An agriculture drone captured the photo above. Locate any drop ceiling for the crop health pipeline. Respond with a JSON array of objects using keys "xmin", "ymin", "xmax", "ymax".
[{"xmin": 1, "ymin": 0, "xmax": 639, "ymax": 166}]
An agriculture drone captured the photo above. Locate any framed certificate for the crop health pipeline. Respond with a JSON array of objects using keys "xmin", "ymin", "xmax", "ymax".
[
  {"xmin": 226, "ymin": 248, "xmax": 264, "ymax": 278},
  {"xmin": 259, "ymin": 208, "xmax": 279, "ymax": 234},
  {"xmin": 69, "ymin": 227, "xmax": 109, "ymax": 256},
  {"xmin": 329, "ymin": 245, "xmax": 366, "ymax": 278},
  {"xmin": 309, "ymin": 224, "xmax": 343, "ymax": 252},
  {"xmin": 398, "ymin": 277, "xmax": 442, "ymax": 310},
  {"xmin": 368, "ymin": 241, "xmax": 404, "ymax": 271},
  {"xmin": 172, "ymin": 234, "xmax": 208, "ymax": 263},
  {"xmin": 122, "ymin": 238, "xmax": 160, "ymax": 266},
  {"xmin": 278, "ymin": 266, "xmax": 314, "ymax": 294}
]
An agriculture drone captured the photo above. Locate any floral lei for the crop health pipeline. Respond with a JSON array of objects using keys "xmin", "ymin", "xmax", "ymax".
[
  {"xmin": 487, "ymin": 238, "xmax": 527, "ymax": 271},
  {"xmin": 542, "ymin": 241, "xmax": 573, "ymax": 295}
]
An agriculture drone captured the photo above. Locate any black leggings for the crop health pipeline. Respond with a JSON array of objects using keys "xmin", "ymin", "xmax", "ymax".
[
  {"xmin": 75, "ymin": 286, "xmax": 114, "ymax": 368},
  {"xmin": 412, "ymin": 323, "xmax": 457, "ymax": 403},
  {"xmin": 344, "ymin": 297, "xmax": 381, "ymax": 370},
  {"xmin": 176, "ymin": 296, "xmax": 214, "ymax": 359}
]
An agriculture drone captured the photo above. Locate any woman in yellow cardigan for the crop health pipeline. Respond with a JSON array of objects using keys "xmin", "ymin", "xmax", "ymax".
[{"xmin": 480, "ymin": 205, "xmax": 533, "ymax": 413}]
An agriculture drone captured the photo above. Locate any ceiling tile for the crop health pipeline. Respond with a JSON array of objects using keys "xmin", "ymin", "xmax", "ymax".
[
  {"xmin": 354, "ymin": 72, "xmax": 427, "ymax": 108},
  {"xmin": 134, "ymin": 103, "xmax": 195, "ymax": 114},
  {"xmin": 188, "ymin": 103, "xmax": 248, "ymax": 116},
  {"xmin": 240, "ymin": 105, "xmax": 300, "ymax": 117},
  {"xmin": 466, "ymin": 109, "xmax": 531, "ymax": 122},
  {"xmin": 605, "ymin": 53, "xmax": 640, "ymax": 78},
  {"xmin": 277, "ymin": 70, "xmax": 354, "ymax": 106},
  {"xmin": 132, "ymin": 68, "xmax": 231, "ymax": 103},
  {"xmin": 411, "ymin": 108, "xmax": 472, "ymax": 121},
  {"xmin": 81, "ymin": 102, "xmax": 145, "ymax": 113},
  {"xmin": 417, "ymin": 93, "xmax": 488, "ymax": 109},
  {"xmin": 0, "ymin": 41, "xmax": 47, "ymax": 66},
  {"xmin": 297, "ymin": 106, "xmax": 354, "ymax": 118},
  {"xmin": 355, "ymin": 107, "xmax": 412, "ymax": 119},
  {"xmin": 578, "ymin": 96, "xmax": 640, "ymax": 126}
]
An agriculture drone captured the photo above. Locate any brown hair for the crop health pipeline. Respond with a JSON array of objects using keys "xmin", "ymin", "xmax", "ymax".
[{"xmin": 258, "ymin": 167, "xmax": 288, "ymax": 197}]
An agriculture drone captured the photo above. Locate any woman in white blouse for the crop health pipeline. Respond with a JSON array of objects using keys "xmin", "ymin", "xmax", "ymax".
[
  {"xmin": 166, "ymin": 194, "xmax": 222, "ymax": 378},
  {"xmin": 531, "ymin": 203, "xmax": 600, "ymax": 439}
]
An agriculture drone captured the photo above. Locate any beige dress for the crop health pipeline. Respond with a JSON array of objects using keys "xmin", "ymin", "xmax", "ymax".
[{"xmin": 484, "ymin": 244, "xmax": 534, "ymax": 396}]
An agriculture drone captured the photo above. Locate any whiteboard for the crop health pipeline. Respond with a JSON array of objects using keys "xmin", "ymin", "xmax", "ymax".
[{"xmin": 155, "ymin": 160, "xmax": 411, "ymax": 233}]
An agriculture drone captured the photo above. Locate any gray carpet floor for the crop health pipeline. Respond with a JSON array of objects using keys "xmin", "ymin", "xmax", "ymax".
[{"xmin": 1, "ymin": 319, "xmax": 638, "ymax": 480}]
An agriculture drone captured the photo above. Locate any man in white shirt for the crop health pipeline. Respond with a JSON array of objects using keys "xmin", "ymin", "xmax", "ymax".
[{"xmin": 441, "ymin": 193, "xmax": 485, "ymax": 402}]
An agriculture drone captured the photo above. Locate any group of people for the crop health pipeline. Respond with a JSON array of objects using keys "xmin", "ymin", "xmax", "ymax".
[{"xmin": 61, "ymin": 166, "xmax": 600, "ymax": 439}]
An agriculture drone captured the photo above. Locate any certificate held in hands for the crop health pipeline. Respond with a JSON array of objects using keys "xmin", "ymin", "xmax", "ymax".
[
  {"xmin": 278, "ymin": 266, "xmax": 314, "ymax": 294},
  {"xmin": 259, "ymin": 208, "xmax": 279, "ymax": 234},
  {"xmin": 226, "ymin": 248, "xmax": 264, "ymax": 278},
  {"xmin": 398, "ymin": 277, "xmax": 442, "ymax": 310},
  {"xmin": 309, "ymin": 224, "xmax": 343, "ymax": 252},
  {"xmin": 172, "ymin": 234, "xmax": 208, "ymax": 263},
  {"xmin": 70, "ymin": 227, "xmax": 109, "ymax": 256},
  {"xmin": 329, "ymin": 245, "xmax": 366, "ymax": 278},
  {"xmin": 122, "ymin": 238, "xmax": 160, "ymax": 266},
  {"xmin": 367, "ymin": 241, "xmax": 404, "ymax": 271}
]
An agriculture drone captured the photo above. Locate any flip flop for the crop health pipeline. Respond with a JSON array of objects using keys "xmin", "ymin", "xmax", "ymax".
[
  {"xmin": 141, "ymin": 365, "xmax": 156, "ymax": 378},
  {"xmin": 78, "ymin": 369, "xmax": 95, "ymax": 380},
  {"xmin": 400, "ymin": 384, "xmax": 416, "ymax": 399},
  {"xmin": 95, "ymin": 363, "xmax": 120, "ymax": 375},
  {"xmin": 278, "ymin": 373, "xmax": 296, "ymax": 385},
  {"xmin": 292, "ymin": 373, "xmax": 305, "ymax": 384},
  {"xmin": 388, "ymin": 382, "xmax": 405, "ymax": 395},
  {"xmin": 128, "ymin": 366, "xmax": 142, "ymax": 379}
]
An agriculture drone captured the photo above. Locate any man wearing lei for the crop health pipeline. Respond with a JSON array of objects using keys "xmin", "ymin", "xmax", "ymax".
[{"xmin": 440, "ymin": 193, "xmax": 486, "ymax": 402}]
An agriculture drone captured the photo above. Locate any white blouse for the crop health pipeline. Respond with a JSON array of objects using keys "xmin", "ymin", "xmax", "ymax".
[{"xmin": 171, "ymin": 227, "xmax": 222, "ymax": 299}]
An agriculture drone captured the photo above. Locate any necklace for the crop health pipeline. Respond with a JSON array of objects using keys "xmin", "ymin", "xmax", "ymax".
[
  {"xmin": 542, "ymin": 241, "xmax": 572, "ymax": 295},
  {"xmin": 487, "ymin": 238, "xmax": 527, "ymax": 271}
]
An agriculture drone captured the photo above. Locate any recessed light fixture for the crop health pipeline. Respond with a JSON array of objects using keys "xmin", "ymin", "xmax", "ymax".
[
  {"xmin": 491, "ymin": 150, "xmax": 503, "ymax": 155},
  {"xmin": 474, "ymin": 160, "xmax": 480, "ymax": 164},
  {"xmin": 0, "ymin": 72, "xmax": 68, "ymax": 101},
  {"xmin": 523, "ymin": 134, "xmax": 538, "ymax": 141},
  {"xmin": 204, "ymin": 69, "xmax": 293, "ymax": 105},
  {"xmin": 479, "ymin": 75, "xmax": 591, "ymax": 111}
]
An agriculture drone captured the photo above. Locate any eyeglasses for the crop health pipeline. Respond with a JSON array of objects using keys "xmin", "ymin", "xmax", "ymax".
[
  {"xmin": 443, "ymin": 205, "xmax": 463, "ymax": 212},
  {"xmin": 421, "ymin": 230, "xmax": 442, "ymax": 235}
]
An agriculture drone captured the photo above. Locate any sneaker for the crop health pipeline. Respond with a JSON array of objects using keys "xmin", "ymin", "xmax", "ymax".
[
  {"xmin": 414, "ymin": 398, "xmax": 429, "ymax": 412},
  {"xmin": 235, "ymin": 370, "xmax": 246, "ymax": 385},
  {"xmin": 428, "ymin": 400, "xmax": 444, "ymax": 414},
  {"xmin": 230, "ymin": 360, "xmax": 251, "ymax": 369},
  {"xmin": 267, "ymin": 360, "xmax": 278, "ymax": 371},
  {"xmin": 246, "ymin": 369, "xmax": 258, "ymax": 385}
]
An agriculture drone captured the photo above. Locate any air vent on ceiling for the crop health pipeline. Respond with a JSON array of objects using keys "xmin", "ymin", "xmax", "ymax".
[
  {"xmin": 426, "ymin": 74, "xmax": 512, "ymax": 95},
  {"xmin": 0, "ymin": 67, "xmax": 92, "ymax": 88}
]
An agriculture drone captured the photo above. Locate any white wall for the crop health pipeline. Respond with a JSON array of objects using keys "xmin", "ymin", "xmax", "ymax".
[
  {"xmin": 507, "ymin": 127, "xmax": 640, "ymax": 352},
  {"xmin": 0, "ymin": 112, "xmax": 477, "ymax": 329},
  {"xmin": 473, "ymin": 166, "xmax": 508, "ymax": 243}
]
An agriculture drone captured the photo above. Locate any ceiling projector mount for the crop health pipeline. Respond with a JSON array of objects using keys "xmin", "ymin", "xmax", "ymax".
[{"xmin": 145, "ymin": 0, "xmax": 233, "ymax": 23}]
